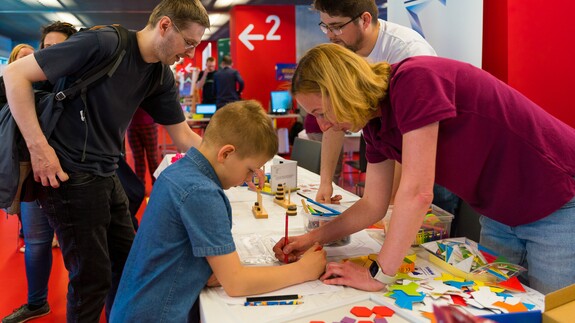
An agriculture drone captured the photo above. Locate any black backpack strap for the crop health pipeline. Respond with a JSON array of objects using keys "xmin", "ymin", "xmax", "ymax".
[{"xmin": 55, "ymin": 25, "xmax": 129, "ymax": 101}]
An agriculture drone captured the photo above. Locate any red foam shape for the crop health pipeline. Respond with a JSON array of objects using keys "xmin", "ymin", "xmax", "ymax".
[
  {"xmin": 372, "ymin": 305, "xmax": 395, "ymax": 317},
  {"xmin": 497, "ymin": 276, "xmax": 526, "ymax": 292},
  {"xmin": 450, "ymin": 294, "xmax": 467, "ymax": 306},
  {"xmin": 350, "ymin": 306, "xmax": 373, "ymax": 317}
]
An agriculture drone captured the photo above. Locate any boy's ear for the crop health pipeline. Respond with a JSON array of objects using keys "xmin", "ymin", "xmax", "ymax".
[{"xmin": 217, "ymin": 144, "xmax": 236, "ymax": 162}]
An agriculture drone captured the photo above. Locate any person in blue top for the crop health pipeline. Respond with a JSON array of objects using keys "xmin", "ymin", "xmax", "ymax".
[
  {"xmin": 111, "ymin": 100, "xmax": 326, "ymax": 323},
  {"xmin": 214, "ymin": 55, "xmax": 245, "ymax": 109}
]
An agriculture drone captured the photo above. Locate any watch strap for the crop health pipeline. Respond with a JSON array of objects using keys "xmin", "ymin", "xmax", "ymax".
[{"xmin": 370, "ymin": 260, "xmax": 397, "ymax": 285}]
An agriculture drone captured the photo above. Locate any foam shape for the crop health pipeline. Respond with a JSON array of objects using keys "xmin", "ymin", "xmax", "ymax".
[
  {"xmin": 372, "ymin": 305, "xmax": 395, "ymax": 317},
  {"xmin": 388, "ymin": 290, "xmax": 425, "ymax": 310},
  {"xmin": 496, "ymin": 276, "xmax": 526, "ymax": 292},
  {"xmin": 350, "ymin": 306, "xmax": 372, "ymax": 317},
  {"xmin": 420, "ymin": 311, "xmax": 437, "ymax": 323},
  {"xmin": 423, "ymin": 279, "xmax": 462, "ymax": 295},
  {"xmin": 435, "ymin": 273, "xmax": 463, "ymax": 282},
  {"xmin": 340, "ymin": 317, "xmax": 355, "ymax": 323},
  {"xmin": 443, "ymin": 280, "xmax": 474, "ymax": 289},
  {"xmin": 493, "ymin": 301, "xmax": 528, "ymax": 313},
  {"xmin": 450, "ymin": 294, "xmax": 467, "ymax": 306},
  {"xmin": 389, "ymin": 282, "xmax": 421, "ymax": 296}
]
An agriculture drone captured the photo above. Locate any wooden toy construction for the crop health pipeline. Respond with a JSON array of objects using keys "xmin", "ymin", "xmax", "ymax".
[
  {"xmin": 286, "ymin": 204, "xmax": 297, "ymax": 216},
  {"xmin": 273, "ymin": 183, "xmax": 296, "ymax": 209},
  {"xmin": 252, "ymin": 189, "xmax": 268, "ymax": 219}
]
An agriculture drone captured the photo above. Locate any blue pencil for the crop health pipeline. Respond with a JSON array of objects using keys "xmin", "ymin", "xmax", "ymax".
[
  {"xmin": 304, "ymin": 198, "xmax": 341, "ymax": 216},
  {"xmin": 244, "ymin": 300, "xmax": 303, "ymax": 306}
]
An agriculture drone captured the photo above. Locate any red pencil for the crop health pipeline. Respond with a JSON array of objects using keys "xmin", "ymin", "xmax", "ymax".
[{"xmin": 284, "ymin": 212, "xmax": 289, "ymax": 263}]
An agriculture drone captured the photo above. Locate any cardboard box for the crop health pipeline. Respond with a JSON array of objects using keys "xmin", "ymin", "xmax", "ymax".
[
  {"xmin": 481, "ymin": 283, "xmax": 575, "ymax": 322},
  {"xmin": 543, "ymin": 283, "xmax": 575, "ymax": 323}
]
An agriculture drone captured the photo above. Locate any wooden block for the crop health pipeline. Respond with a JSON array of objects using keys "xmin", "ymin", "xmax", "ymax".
[
  {"xmin": 252, "ymin": 204, "xmax": 268, "ymax": 219},
  {"xmin": 252, "ymin": 190, "xmax": 268, "ymax": 219},
  {"xmin": 273, "ymin": 198, "xmax": 296, "ymax": 209}
]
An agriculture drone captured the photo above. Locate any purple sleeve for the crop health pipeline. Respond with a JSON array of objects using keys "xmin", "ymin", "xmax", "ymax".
[{"xmin": 389, "ymin": 64, "xmax": 456, "ymax": 134}]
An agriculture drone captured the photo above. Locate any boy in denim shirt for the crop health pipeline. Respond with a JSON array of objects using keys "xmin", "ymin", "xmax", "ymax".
[{"xmin": 110, "ymin": 100, "xmax": 326, "ymax": 322}]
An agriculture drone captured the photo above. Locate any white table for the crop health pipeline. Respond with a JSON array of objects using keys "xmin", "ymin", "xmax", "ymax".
[{"xmin": 154, "ymin": 155, "xmax": 544, "ymax": 323}]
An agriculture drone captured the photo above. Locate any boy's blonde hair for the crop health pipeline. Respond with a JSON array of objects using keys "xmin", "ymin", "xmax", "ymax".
[
  {"xmin": 203, "ymin": 100, "xmax": 278, "ymax": 159},
  {"xmin": 291, "ymin": 43, "xmax": 391, "ymax": 131},
  {"xmin": 148, "ymin": 0, "xmax": 210, "ymax": 29}
]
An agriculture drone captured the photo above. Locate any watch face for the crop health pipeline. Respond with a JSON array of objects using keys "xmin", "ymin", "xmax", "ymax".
[{"xmin": 369, "ymin": 260, "xmax": 379, "ymax": 278}]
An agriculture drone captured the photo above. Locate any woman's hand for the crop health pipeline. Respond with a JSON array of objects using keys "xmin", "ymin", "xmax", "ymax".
[
  {"xmin": 320, "ymin": 261, "xmax": 386, "ymax": 291},
  {"xmin": 272, "ymin": 234, "xmax": 314, "ymax": 263}
]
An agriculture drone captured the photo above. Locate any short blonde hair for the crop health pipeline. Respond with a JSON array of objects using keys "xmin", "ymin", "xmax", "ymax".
[
  {"xmin": 203, "ymin": 100, "xmax": 278, "ymax": 159},
  {"xmin": 148, "ymin": 0, "xmax": 210, "ymax": 29},
  {"xmin": 8, "ymin": 44, "xmax": 34, "ymax": 64},
  {"xmin": 291, "ymin": 43, "xmax": 391, "ymax": 130}
]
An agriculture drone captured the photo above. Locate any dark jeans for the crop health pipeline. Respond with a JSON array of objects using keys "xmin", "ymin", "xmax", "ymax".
[
  {"xmin": 39, "ymin": 173, "xmax": 135, "ymax": 323},
  {"xmin": 432, "ymin": 184, "xmax": 461, "ymax": 216}
]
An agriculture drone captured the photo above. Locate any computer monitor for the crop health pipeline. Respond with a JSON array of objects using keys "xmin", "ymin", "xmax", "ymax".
[
  {"xmin": 195, "ymin": 103, "xmax": 217, "ymax": 116},
  {"xmin": 270, "ymin": 90, "xmax": 292, "ymax": 114}
]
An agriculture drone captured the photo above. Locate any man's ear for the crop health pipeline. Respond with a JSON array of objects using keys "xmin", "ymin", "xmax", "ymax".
[
  {"xmin": 360, "ymin": 12, "xmax": 372, "ymax": 29},
  {"xmin": 158, "ymin": 16, "xmax": 170, "ymax": 35},
  {"xmin": 217, "ymin": 144, "xmax": 236, "ymax": 162}
]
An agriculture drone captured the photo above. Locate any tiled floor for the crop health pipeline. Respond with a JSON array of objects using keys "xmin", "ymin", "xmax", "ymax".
[{"xmin": 0, "ymin": 140, "xmax": 363, "ymax": 322}]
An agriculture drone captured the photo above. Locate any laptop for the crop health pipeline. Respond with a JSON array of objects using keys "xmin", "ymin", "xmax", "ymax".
[
  {"xmin": 270, "ymin": 90, "xmax": 292, "ymax": 115},
  {"xmin": 195, "ymin": 103, "xmax": 217, "ymax": 117}
]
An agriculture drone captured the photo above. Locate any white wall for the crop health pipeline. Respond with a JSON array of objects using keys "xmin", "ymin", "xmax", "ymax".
[{"xmin": 388, "ymin": 0, "xmax": 483, "ymax": 67}]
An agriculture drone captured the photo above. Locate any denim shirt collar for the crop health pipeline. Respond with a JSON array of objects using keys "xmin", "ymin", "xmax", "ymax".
[{"xmin": 184, "ymin": 147, "xmax": 223, "ymax": 188}]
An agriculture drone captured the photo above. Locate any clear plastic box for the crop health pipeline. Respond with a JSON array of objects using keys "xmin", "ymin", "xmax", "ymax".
[
  {"xmin": 303, "ymin": 212, "xmax": 350, "ymax": 246},
  {"xmin": 380, "ymin": 204, "xmax": 454, "ymax": 246}
]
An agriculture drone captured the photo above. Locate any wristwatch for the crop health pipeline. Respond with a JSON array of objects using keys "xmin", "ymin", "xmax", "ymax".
[{"xmin": 369, "ymin": 260, "xmax": 397, "ymax": 285}]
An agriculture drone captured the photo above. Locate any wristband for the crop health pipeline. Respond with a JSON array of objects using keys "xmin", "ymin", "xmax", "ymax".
[{"xmin": 369, "ymin": 260, "xmax": 397, "ymax": 285}]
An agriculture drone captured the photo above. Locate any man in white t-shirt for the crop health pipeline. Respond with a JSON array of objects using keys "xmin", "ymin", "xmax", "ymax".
[{"xmin": 310, "ymin": 0, "xmax": 458, "ymax": 217}]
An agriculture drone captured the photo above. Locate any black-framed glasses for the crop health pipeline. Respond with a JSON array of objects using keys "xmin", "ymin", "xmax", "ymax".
[
  {"xmin": 318, "ymin": 13, "xmax": 363, "ymax": 35},
  {"xmin": 170, "ymin": 17, "xmax": 198, "ymax": 50}
]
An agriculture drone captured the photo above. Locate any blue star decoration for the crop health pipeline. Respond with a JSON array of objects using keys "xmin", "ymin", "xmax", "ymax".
[
  {"xmin": 443, "ymin": 280, "xmax": 475, "ymax": 289},
  {"xmin": 386, "ymin": 290, "xmax": 425, "ymax": 310},
  {"xmin": 385, "ymin": 284, "xmax": 426, "ymax": 310}
]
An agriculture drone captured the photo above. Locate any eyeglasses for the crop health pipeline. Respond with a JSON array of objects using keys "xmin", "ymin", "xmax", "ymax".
[
  {"xmin": 318, "ymin": 13, "xmax": 363, "ymax": 35},
  {"xmin": 170, "ymin": 18, "xmax": 198, "ymax": 50}
]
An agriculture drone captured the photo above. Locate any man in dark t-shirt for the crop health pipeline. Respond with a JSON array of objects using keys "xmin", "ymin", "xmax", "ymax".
[
  {"xmin": 196, "ymin": 56, "xmax": 216, "ymax": 104},
  {"xmin": 3, "ymin": 0, "xmax": 210, "ymax": 321}
]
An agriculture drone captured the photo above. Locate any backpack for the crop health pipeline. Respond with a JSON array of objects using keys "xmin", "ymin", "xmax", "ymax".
[{"xmin": 0, "ymin": 25, "xmax": 130, "ymax": 213}]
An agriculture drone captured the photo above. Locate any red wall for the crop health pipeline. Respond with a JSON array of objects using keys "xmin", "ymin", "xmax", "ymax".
[
  {"xmin": 483, "ymin": 0, "xmax": 575, "ymax": 128},
  {"xmin": 229, "ymin": 5, "xmax": 296, "ymax": 111}
]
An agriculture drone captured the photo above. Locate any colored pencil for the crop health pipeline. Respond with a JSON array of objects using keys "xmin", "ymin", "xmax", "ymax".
[
  {"xmin": 284, "ymin": 212, "xmax": 289, "ymax": 263},
  {"xmin": 244, "ymin": 300, "xmax": 303, "ymax": 306},
  {"xmin": 246, "ymin": 294, "xmax": 301, "ymax": 302}
]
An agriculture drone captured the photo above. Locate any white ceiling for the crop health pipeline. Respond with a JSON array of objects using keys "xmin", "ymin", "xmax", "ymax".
[{"xmin": 0, "ymin": 0, "xmax": 314, "ymax": 43}]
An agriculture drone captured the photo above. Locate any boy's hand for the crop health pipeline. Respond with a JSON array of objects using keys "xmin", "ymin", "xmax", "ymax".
[
  {"xmin": 273, "ymin": 234, "xmax": 313, "ymax": 263},
  {"xmin": 246, "ymin": 168, "xmax": 266, "ymax": 190},
  {"xmin": 297, "ymin": 243, "xmax": 327, "ymax": 280}
]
